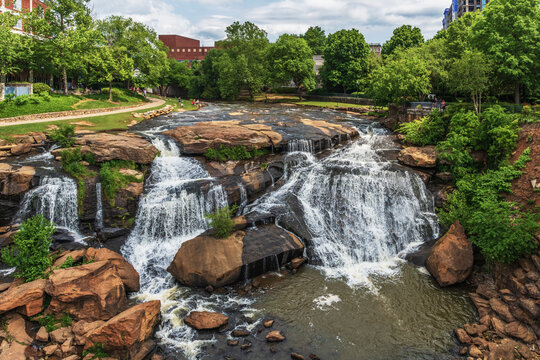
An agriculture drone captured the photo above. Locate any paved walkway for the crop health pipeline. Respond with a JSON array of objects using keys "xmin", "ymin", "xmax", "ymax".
[{"xmin": 0, "ymin": 97, "xmax": 166, "ymax": 127}]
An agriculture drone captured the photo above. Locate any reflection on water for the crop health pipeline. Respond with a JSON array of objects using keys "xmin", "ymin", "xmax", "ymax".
[{"xmin": 253, "ymin": 265, "xmax": 475, "ymax": 360}]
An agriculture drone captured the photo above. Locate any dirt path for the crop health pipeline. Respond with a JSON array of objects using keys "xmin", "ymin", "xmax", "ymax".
[{"xmin": 0, "ymin": 97, "xmax": 165, "ymax": 127}]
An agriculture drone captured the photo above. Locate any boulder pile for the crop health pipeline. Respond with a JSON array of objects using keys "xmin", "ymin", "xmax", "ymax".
[
  {"xmin": 0, "ymin": 132, "xmax": 47, "ymax": 160},
  {"xmin": 0, "ymin": 248, "xmax": 159, "ymax": 360}
]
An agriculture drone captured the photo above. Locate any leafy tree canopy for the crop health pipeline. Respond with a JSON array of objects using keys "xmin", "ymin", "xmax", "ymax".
[
  {"xmin": 381, "ymin": 25, "xmax": 424, "ymax": 58},
  {"xmin": 301, "ymin": 26, "xmax": 326, "ymax": 55}
]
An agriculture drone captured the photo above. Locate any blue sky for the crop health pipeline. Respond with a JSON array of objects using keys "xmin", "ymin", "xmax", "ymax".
[{"xmin": 89, "ymin": 0, "xmax": 451, "ymax": 46}]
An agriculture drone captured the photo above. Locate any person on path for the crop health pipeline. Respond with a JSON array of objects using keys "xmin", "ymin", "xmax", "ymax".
[
  {"xmin": 143, "ymin": 89, "xmax": 147, "ymax": 98},
  {"xmin": 442, "ymin": 100, "xmax": 446, "ymax": 112}
]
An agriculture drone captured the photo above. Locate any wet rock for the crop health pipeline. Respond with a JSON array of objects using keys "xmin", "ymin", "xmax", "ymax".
[
  {"xmin": 491, "ymin": 317, "xmax": 507, "ymax": 337},
  {"xmin": 518, "ymin": 297, "xmax": 539, "ymax": 318},
  {"xmin": 455, "ymin": 328, "xmax": 472, "ymax": 344},
  {"xmin": 426, "ymin": 221, "xmax": 473, "ymax": 287},
  {"xmin": 486, "ymin": 338, "xmax": 519, "ymax": 360},
  {"xmin": 469, "ymin": 345, "xmax": 483, "ymax": 357},
  {"xmin": 228, "ymin": 340, "xmax": 239, "ymax": 346},
  {"xmin": 309, "ymin": 354, "xmax": 321, "ymax": 360},
  {"xmin": 0, "ymin": 164, "xmax": 35, "ymax": 196},
  {"xmin": 184, "ymin": 311, "xmax": 228, "ymax": 330},
  {"xmin": 241, "ymin": 340, "xmax": 252, "ymax": 350},
  {"xmin": 266, "ymin": 330, "xmax": 285, "ymax": 342},
  {"xmin": 168, "ymin": 231, "xmax": 245, "ymax": 287},
  {"xmin": 232, "ymin": 330, "xmax": 250, "ymax": 337},
  {"xmin": 10, "ymin": 143, "xmax": 32, "ymax": 155},
  {"xmin": 85, "ymin": 248, "xmax": 140, "ymax": 292},
  {"xmin": 84, "ymin": 301, "xmax": 161, "ymax": 359},
  {"xmin": 290, "ymin": 257, "xmax": 307, "ymax": 270},
  {"xmin": 264, "ymin": 319, "xmax": 274, "ymax": 328},
  {"xmin": 75, "ymin": 133, "xmax": 158, "ymax": 164},
  {"xmin": 397, "ymin": 146, "xmax": 438, "ymax": 168},
  {"xmin": 0, "ymin": 278, "xmax": 46, "ymax": 317},
  {"xmin": 291, "ymin": 353, "xmax": 306, "ymax": 360},
  {"xmin": 45, "ymin": 261, "xmax": 127, "ymax": 321},
  {"xmin": 72, "ymin": 320, "xmax": 106, "ymax": 345}
]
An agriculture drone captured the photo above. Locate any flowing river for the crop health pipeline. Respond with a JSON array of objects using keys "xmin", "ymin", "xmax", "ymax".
[{"xmin": 11, "ymin": 103, "xmax": 476, "ymax": 359}]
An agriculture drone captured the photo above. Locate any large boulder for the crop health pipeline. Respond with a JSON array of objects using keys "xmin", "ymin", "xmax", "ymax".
[
  {"xmin": 0, "ymin": 313, "xmax": 33, "ymax": 359},
  {"xmin": 84, "ymin": 300, "xmax": 161, "ymax": 359},
  {"xmin": 163, "ymin": 121, "xmax": 274, "ymax": 155},
  {"xmin": 426, "ymin": 221, "xmax": 473, "ymax": 287},
  {"xmin": 75, "ymin": 133, "xmax": 158, "ymax": 164},
  {"xmin": 45, "ymin": 261, "xmax": 127, "ymax": 321},
  {"xmin": 168, "ymin": 231, "xmax": 245, "ymax": 287},
  {"xmin": 0, "ymin": 279, "xmax": 46, "ymax": 317},
  {"xmin": 184, "ymin": 311, "xmax": 229, "ymax": 330},
  {"xmin": 0, "ymin": 163, "xmax": 35, "ymax": 196},
  {"xmin": 168, "ymin": 225, "xmax": 305, "ymax": 287},
  {"xmin": 398, "ymin": 146, "xmax": 438, "ymax": 168}
]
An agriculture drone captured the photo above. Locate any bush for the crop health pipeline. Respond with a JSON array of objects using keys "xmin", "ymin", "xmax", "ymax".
[
  {"xmin": 50, "ymin": 124, "xmax": 76, "ymax": 148},
  {"xmin": 39, "ymin": 92, "xmax": 51, "ymax": 101},
  {"xmin": 100, "ymin": 87, "xmax": 123, "ymax": 97},
  {"xmin": 82, "ymin": 343, "xmax": 109, "ymax": 359},
  {"xmin": 33, "ymin": 83, "xmax": 51, "ymax": 94},
  {"xmin": 60, "ymin": 148, "xmax": 96, "ymax": 211},
  {"xmin": 205, "ymin": 205, "xmax": 239, "ymax": 238},
  {"xmin": 13, "ymin": 95, "xmax": 30, "ymax": 106},
  {"xmin": 100, "ymin": 161, "xmax": 142, "ymax": 203},
  {"xmin": 398, "ymin": 110, "xmax": 448, "ymax": 146},
  {"xmin": 439, "ymin": 149, "xmax": 540, "ymax": 264},
  {"xmin": 479, "ymin": 105, "xmax": 519, "ymax": 168},
  {"xmin": 29, "ymin": 95, "xmax": 42, "ymax": 105},
  {"xmin": 1, "ymin": 215, "xmax": 55, "ymax": 282},
  {"xmin": 204, "ymin": 145, "xmax": 270, "ymax": 162}
]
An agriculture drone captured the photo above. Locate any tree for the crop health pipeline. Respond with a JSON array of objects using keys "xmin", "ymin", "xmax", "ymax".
[
  {"xmin": 0, "ymin": 12, "xmax": 22, "ymax": 101},
  {"xmin": 302, "ymin": 26, "xmax": 326, "ymax": 55},
  {"xmin": 449, "ymin": 50, "xmax": 491, "ymax": 114},
  {"xmin": 320, "ymin": 29, "xmax": 370, "ymax": 93},
  {"xmin": 471, "ymin": 0, "xmax": 540, "ymax": 104},
  {"xmin": 267, "ymin": 34, "xmax": 316, "ymax": 93},
  {"xmin": 89, "ymin": 45, "xmax": 133, "ymax": 100},
  {"xmin": 369, "ymin": 48, "xmax": 431, "ymax": 105},
  {"xmin": 382, "ymin": 25, "xmax": 424, "ymax": 58},
  {"xmin": 156, "ymin": 58, "xmax": 191, "ymax": 96},
  {"xmin": 38, "ymin": 0, "xmax": 97, "ymax": 94}
]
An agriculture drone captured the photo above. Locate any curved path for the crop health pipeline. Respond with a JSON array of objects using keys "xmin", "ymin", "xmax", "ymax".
[{"xmin": 0, "ymin": 97, "xmax": 166, "ymax": 127}]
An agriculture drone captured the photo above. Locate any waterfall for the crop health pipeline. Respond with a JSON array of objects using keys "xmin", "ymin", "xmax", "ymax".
[
  {"xmin": 95, "ymin": 183, "xmax": 104, "ymax": 231},
  {"xmin": 16, "ymin": 176, "xmax": 80, "ymax": 234},
  {"xmin": 248, "ymin": 129, "xmax": 439, "ymax": 288},
  {"xmin": 121, "ymin": 135, "xmax": 235, "ymax": 358},
  {"xmin": 288, "ymin": 139, "xmax": 315, "ymax": 153}
]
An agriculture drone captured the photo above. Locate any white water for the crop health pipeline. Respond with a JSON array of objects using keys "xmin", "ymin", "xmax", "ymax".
[
  {"xmin": 95, "ymin": 183, "xmax": 104, "ymax": 231},
  {"xmin": 121, "ymin": 136, "xmax": 246, "ymax": 359},
  {"xmin": 288, "ymin": 139, "xmax": 315, "ymax": 153},
  {"xmin": 16, "ymin": 176, "xmax": 81, "ymax": 235},
  {"xmin": 248, "ymin": 128, "xmax": 439, "ymax": 288}
]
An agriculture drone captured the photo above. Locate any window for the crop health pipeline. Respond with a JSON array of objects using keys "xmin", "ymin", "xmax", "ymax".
[
  {"xmin": 14, "ymin": 0, "xmax": 22, "ymax": 11},
  {"xmin": 15, "ymin": 19, "xmax": 22, "ymax": 29},
  {"xmin": 188, "ymin": 49, "xmax": 191, "ymax": 52}
]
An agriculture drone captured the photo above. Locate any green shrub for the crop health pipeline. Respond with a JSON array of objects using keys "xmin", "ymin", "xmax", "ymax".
[
  {"xmin": 50, "ymin": 124, "xmax": 76, "ymax": 148},
  {"xmin": 82, "ymin": 343, "xmax": 109, "ymax": 359},
  {"xmin": 398, "ymin": 110, "xmax": 448, "ymax": 146},
  {"xmin": 29, "ymin": 95, "xmax": 43, "ymax": 105},
  {"xmin": 100, "ymin": 87, "xmax": 123, "ymax": 97},
  {"xmin": 479, "ymin": 105, "xmax": 519, "ymax": 168},
  {"xmin": 13, "ymin": 95, "xmax": 30, "ymax": 106},
  {"xmin": 205, "ymin": 205, "xmax": 239, "ymax": 238},
  {"xmin": 39, "ymin": 92, "xmax": 51, "ymax": 101},
  {"xmin": 60, "ymin": 148, "xmax": 96, "ymax": 212},
  {"xmin": 100, "ymin": 161, "xmax": 142, "ymax": 203},
  {"xmin": 1, "ymin": 215, "xmax": 55, "ymax": 282},
  {"xmin": 32, "ymin": 314, "xmax": 58, "ymax": 332},
  {"xmin": 33, "ymin": 83, "xmax": 51, "ymax": 94},
  {"xmin": 204, "ymin": 145, "xmax": 270, "ymax": 162},
  {"xmin": 439, "ymin": 149, "xmax": 540, "ymax": 264}
]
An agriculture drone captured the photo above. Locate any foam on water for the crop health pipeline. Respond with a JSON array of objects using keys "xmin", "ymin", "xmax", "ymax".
[{"xmin": 313, "ymin": 294, "xmax": 341, "ymax": 311}]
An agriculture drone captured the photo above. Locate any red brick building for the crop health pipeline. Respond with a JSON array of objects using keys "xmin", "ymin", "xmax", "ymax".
[
  {"xmin": 159, "ymin": 35, "xmax": 215, "ymax": 63},
  {"xmin": 1, "ymin": 0, "xmax": 46, "ymax": 33}
]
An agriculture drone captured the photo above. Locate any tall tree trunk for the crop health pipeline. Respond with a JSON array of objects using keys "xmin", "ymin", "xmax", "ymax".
[
  {"xmin": 108, "ymin": 81, "xmax": 112, "ymax": 102},
  {"xmin": 514, "ymin": 81, "xmax": 520, "ymax": 104},
  {"xmin": 49, "ymin": 74, "xmax": 54, "ymax": 88},
  {"xmin": 29, "ymin": 70, "xmax": 34, "ymax": 95},
  {"xmin": 0, "ymin": 74, "xmax": 5, "ymax": 101},
  {"xmin": 62, "ymin": 66, "xmax": 68, "ymax": 95}
]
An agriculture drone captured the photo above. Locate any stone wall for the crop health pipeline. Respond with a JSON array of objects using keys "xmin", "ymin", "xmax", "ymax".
[{"xmin": 303, "ymin": 95, "xmax": 374, "ymax": 106}]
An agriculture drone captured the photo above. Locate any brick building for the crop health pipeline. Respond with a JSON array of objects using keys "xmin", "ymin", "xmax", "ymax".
[
  {"xmin": 159, "ymin": 35, "xmax": 214, "ymax": 64},
  {"xmin": 369, "ymin": 43, "xmax": 382, "ymax": 57},
  {"xmin": 0, "ymin": 0, "xmax": 46, "ymax": 34},
  {"xmin": 443, "ymin": 0, "xmax": 490, "ymax": 29}
]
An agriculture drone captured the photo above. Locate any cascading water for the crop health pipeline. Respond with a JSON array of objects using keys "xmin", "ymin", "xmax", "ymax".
[
  {"xmin": 121, "ymin": 135, "xmax": 246, "ymax": 359},
  {"xmin": 248, "ymin": 126, "xmax": 439, "ymax": 288},
  {"xmin": 95, "ymin": 183, "xmax": 104, "ymax": 231},
  {"xmin": 287, "ymin": 139, "xmax": 315, "ymax": 153},
  {"xmin": 16, "ymin": 176, "xmax": 81, "ymax": 235}
]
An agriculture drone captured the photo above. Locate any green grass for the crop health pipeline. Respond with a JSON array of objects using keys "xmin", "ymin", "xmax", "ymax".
[
  {"xmin": 0, "ymin": 91, "xmax": 148, "ymax": 119},
  {"xmin": 297, "ymin": 101, "xmax": 371, "ymax": 109},
  {"xmin": 0, "ymin": 97, "xmax": 196, "ymax": 136}
]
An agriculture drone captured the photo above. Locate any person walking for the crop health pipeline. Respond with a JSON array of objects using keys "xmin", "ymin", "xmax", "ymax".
[
  {"xmin": 442, "ymin": 100, "xmax": 446, "ymax": 112},
  {"xmin": 143, "ymin": 89, "xmax": 147, "ymax": 98}
]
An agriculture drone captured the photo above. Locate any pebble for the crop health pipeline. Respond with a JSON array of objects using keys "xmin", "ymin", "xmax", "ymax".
[
  {"xmin": 263, "ymin": 319, "xmax": 274, "ymax": 328},
  {"xmin": 291, "ymin": 353, "xmax": 306, "ymax": 360}
]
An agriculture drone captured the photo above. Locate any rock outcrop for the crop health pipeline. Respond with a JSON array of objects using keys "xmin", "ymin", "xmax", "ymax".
[
  {"xmin": 184, "ymin": 311, "xmax": 229, "ymax": 330},
  {"xmin": 426, "ymin": 221, "xmax": 473, "ymax": 287},
  {"xmin": 0, "ymin": 278, "xmax": 46, "ymax": 317},
  {"xmin": 397, "ymin": 146, "xmax": 438, "ymax": 168},
  {"xmin": 0, "ymin": 164, "xmax": 35, "ymax": 196},
  {"xmin": 74, "ymin": 133, "xmax": 158, "ymax": 164},
  {"xmin": 168, "ymin": 224, "xmax": 305, "ymax": 287},
  {"xmin": 84, "ymin": 300, "xmax": 161, "ymax": 359},
  {"xmin": 45, "ymin": 261, "xmax": 127, "ymax": 321}
]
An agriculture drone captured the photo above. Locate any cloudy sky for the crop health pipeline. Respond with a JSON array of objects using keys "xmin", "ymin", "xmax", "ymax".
[{"xmin": 89, "ymin": 0, "xmax": 450, "ymax": 46}]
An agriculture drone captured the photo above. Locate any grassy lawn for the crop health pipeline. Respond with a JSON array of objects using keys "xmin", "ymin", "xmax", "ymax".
[
  {"xmin": 298, "ymin": 100, "xmax": 371, "ymax": 109},
  {"xmin": 0, "ymin": 90, "xmax": 147, "ymax": 119}
]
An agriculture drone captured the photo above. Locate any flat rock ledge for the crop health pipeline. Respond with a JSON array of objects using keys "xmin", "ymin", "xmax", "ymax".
[
  {"xmin": 163, "ymin": 118, "xmax": 359, "ymax": 155},
  {"xmin": 168, "ymin": 224, "xmax": 305, "ymax": 287}
]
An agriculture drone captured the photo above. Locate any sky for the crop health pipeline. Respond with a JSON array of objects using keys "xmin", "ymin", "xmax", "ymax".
[{"xmin": 89, "ymin": 0, "xmax": 451, "ymax": 46}]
